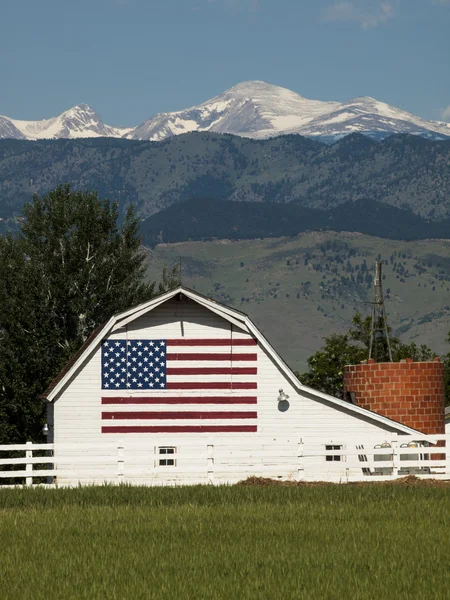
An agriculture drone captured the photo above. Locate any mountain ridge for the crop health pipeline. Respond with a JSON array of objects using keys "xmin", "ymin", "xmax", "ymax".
[
  {"xmin": 1, "ymin": 81, "xmax": 449, "ymax": 142},
  {"xmin": 0, "ymin": 132, "xmax": 449, "ymax": 233}
]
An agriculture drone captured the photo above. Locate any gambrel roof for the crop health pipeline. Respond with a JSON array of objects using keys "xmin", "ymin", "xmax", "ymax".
[{"xmin": 42, "ymin": 286, "xmax": 420, "ymax": 435}]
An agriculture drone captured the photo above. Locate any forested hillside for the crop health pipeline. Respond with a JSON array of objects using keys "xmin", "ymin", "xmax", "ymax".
[
  {"xmin": 1, "ymin": 133, "xmax": 449, "ymax": 235},
  {"xmin": 140, "ymin": 198, "xmax": 450, "ymax": 246}
]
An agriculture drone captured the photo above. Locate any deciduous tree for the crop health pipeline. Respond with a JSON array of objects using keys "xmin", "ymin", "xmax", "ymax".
[
  {"xmin": 0, "ymin": 184, "xmax": 177, "ymax": 442},
  {"xmin": 299, "ymin": 313, "xmax": 436, "ymax": 399}
]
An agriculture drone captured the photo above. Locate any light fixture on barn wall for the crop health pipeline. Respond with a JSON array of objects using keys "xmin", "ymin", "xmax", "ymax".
[
  {"xmin": 277, "ymin": 389, "xmax": 290, "ymax": 412},
  {"xmin": 42, "ymin": 423, "xmax": 49, "ymax": 436},
  {"xmin": 278, "ymin": 389, "xmax": 289, "ymax": 403}
]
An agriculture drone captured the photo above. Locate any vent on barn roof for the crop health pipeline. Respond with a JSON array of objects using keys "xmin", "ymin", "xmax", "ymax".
[{"xmin": 368, "ymin": 260, "xmax": 392, "ymax": 362}]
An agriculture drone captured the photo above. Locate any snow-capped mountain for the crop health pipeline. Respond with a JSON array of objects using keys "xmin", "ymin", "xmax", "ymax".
[
  {"xmin": 127, "ymin": 82, "xmax": 450, "ymax": 141},
  {"xmin": 0, "ymin": 104, "xmax": 131, "ymax": 140},
  {"xmin": 0, "ymin": 116, "xmax": 26, "ymax": 140},
  {"xmin": 291, "ymin": 95, "xmax": 450, "ymax": 140},
  {"xmin": 1, "ymin": 82, "xmax": 449, "ymax": 142},
  {"xmin": 128, "ymin": 81, "xmax": 340, "ymax": 141}
]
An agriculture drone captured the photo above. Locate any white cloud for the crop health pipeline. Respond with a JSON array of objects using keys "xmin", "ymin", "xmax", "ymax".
[
  {"xmin": 442, "ymin": 106, "xmax": 450, "ymax": 122},
  {"xmin": 323, "ymin": 1, "xmax": 395, "ymax": 29}
]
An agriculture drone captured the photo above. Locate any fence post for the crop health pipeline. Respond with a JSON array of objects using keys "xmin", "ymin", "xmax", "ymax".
[
  {"xmin": 25, "ymin": 441, "xmax": 33, "ymax": 487},
  {"xmin": 391, "ymin": 433, "xmax": 399, "ymax": 479},
  {"xmin": 46, "ymin": 444, "xmax": 54, "ymax": 486},
  {"xmin": 297, "ymin": 439, "xmax": 304, "ymax": 480},
  {"xmin": 207, "ymin": 444, "xmax": 214, "ymax": 483},
  {"xmin": 446, "ymin": 433, "xmax": 450, "ymax": 478},
  {"xmin": 118, "ymin": 441, "xmax": 124, "ymax": 483}
]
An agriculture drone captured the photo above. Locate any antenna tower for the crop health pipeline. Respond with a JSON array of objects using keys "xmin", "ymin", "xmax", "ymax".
[{"xmin": 368, "ymin": 260, "xmax": 393, "ymax": 362}]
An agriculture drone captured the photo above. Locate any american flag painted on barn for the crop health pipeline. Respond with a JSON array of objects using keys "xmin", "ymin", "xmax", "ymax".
[{"xmin": 101, "ymin": 337, "xmax": 258, "ymax": 433}]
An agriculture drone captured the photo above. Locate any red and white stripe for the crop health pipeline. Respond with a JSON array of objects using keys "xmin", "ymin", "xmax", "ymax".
[{"xmin": 101, "ymin": 337, "xmax": 258, "ymax": 433}]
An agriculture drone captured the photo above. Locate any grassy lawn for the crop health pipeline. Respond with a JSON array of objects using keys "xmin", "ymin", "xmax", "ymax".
[{"xmin": 0, "ymin": 483, "xmax": 449, "ymax": 600}]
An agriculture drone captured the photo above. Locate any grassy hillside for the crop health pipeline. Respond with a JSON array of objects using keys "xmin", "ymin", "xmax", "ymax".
[
  {"xmin": 1, "ymin": 133, "xmax": 449, "ymax": 227},
  {"xmin": 146, "ymin": 231, "xmax": 450, "ymax": 371}
]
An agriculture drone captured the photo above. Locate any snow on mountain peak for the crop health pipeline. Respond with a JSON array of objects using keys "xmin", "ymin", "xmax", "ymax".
[
  {"xmin": 1, "ymin": 82, "xmax": 450, "ymax": 142},
  {"xmin": 221, "ymin": 80, "xmax": 305, "ymax": 99},
  {"xmin": 62, "ymin": 103, "xmax": 97, "ymax": 118},
  {"xmin": 127, "ymin": 80, "xmax": 341, "ymax": 141},
  {"xmin": 72, "ymin": 103, "xmax": 93, "ymax": 110},
  {"xmin": 1, "ymin": 103, "xmax": 129, "ymax": 140}
]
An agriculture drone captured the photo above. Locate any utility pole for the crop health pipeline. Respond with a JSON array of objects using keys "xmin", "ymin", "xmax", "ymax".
[{"xmin": 368, "ymin": 260, "xmax": 393, "ymax": 362}]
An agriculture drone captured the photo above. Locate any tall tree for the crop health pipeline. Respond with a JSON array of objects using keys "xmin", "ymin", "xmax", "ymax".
[
  {"xmin": 298, "ymin": 333, "xmax": 366, "ymax": 399},
  {"xmin": 0, "ymin": 184, "xmax": 176, "ymax": 442}
]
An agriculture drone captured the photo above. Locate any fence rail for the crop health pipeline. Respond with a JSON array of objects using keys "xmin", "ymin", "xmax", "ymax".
[{"xmin": 0, "ymin": 434, "xmax": 449, "ymax": 487}]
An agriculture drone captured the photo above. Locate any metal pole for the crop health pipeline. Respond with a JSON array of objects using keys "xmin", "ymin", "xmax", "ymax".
[
  {"xmin": 369, "ymin": 298, "xmax": 376, "ymax": 360},
  {"xmin": 369, "ymin": 260, "xmax": 392, "ymax": 362}
]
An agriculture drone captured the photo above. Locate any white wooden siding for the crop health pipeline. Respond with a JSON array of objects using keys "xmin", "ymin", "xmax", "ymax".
[{"xmin": 51, "ymin": 298, "xmax": 406, "ymax": 485}]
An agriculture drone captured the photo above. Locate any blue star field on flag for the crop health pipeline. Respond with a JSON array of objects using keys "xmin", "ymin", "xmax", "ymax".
[{"xmin": 101, "ymin": 340, "xmax": 167, "ymax": 390}]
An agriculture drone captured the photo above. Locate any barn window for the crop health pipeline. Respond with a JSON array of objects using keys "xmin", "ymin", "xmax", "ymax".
[
  {"xmin": 158, "ymin": 447, "xmax": 177, "ymax": 466},
  {"xmin": 325, "ymin": 445, "xmax": 343, "ymax": 462}
]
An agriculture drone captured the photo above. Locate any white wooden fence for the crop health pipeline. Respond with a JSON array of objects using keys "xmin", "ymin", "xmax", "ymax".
[{"xmin": 0, "ymin": 434, "xmax": 449, "ymax": 487}]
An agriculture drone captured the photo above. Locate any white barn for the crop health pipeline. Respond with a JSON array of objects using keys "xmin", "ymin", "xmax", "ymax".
[{"xmin": 42, "ymin": 286, "xmax": 421, "ymax": 485}]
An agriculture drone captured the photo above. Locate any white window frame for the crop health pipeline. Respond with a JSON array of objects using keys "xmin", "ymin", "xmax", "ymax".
[
  {"xmin": 157, "ymin": 446, "xmax": 177, "ymax": 467},
  {"xmin": 325, "ymin": 444, "xmax": 344, "ymax": 462}
]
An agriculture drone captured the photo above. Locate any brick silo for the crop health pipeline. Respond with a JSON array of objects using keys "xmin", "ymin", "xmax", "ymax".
[{"xmin": 343, "ymin": 357, "xmax": 445, "ymax": 434}]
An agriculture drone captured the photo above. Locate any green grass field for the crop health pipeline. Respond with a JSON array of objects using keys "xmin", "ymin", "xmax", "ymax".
[{"xmin": 1, "ymin": 483, "xmax": 449, "ymax": 600}]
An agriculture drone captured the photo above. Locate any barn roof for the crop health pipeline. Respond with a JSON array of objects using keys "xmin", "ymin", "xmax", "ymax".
[{"xmin": 42, "ymin": 285, "xmax": 421, "ymax": 436}]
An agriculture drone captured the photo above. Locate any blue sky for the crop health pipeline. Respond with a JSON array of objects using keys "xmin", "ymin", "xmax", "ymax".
[{"xmin": 1, "ymin": 0, "xmax": 449, "ymax": 126}]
